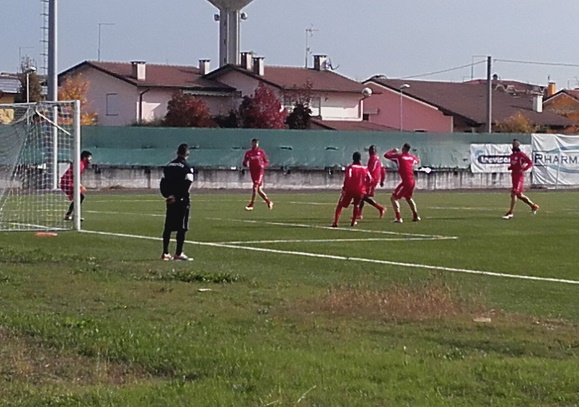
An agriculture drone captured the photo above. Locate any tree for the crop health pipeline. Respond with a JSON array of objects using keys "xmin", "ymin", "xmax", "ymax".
[
  {"xmin": 58, "ymin": 74, "xmax": 98, "ymax": 125},
  {"xmin": 494, "ymin": 112, "xmax": 539, "ymax": 133},
  {"xmin": 238, "ymin": 82, "xmax": 286, "ymax": 129},
  {"xmin": 214, "ymin": 110, "xmax": 241, "ymax": 128},
  {"xmin": 163, "ymin": 93, "xmax": 215, "ymax": 128},
  {"xmin": 284, "ymin": 80, "xmax": 314, "ymax": 129},
  {"xmin": 286, "ymin": 102, "xmax": 312, "ymax": 129}
]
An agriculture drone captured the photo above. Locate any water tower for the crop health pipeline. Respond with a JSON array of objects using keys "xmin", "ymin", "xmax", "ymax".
[{"xmin": 207, "ymin": 0, "xmax": 255, "ymax": 67}]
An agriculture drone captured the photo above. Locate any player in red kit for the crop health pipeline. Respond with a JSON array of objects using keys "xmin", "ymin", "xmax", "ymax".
[
  {"xmin": 502, "ymin": 138, "xmax": 539, "ymax": 219},
  {"xmin": 384, "ymin": 143, "xmax": 421, "ymax": 223},
  {"xmin": 331, "ymin": 151, "xmax": 372, "ymax": 227},
  {"xmin": 358, "ymin": 145, "xmax": 386, "ymax": 219},
  {"xmin": 60, "ymin": 150, "xmax": 92, "ymax": 221},
  {"xmin": 242, "ymin": 138, "xmax": 273, "ymax": 211}
]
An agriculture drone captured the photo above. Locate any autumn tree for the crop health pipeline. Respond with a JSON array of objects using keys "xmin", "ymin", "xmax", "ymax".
[
  {"xmin": 58, "ymin": 74, "xmax": 98, "ymax": 125},
  {"xmin": 238, "ymin": 82, "xmax": 286, "ymax": 129},
  {"xmin": 163, "ymin": 93, "xmax": 215, "ymax": 128},
  {"xmin": 494, "ymin": 112, "xmax": 539, "ymax": 133}
]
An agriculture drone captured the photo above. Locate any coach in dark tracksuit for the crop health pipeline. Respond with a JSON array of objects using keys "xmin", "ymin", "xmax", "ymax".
[{"xmin": 160, "ymin": 143, "xmax": 194, "ymax": 261}]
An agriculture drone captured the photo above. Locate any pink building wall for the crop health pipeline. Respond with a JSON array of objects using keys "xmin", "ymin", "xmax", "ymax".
[{"xmin": 364, "ymin": 82, "xmax": 453, "ymax": 132}]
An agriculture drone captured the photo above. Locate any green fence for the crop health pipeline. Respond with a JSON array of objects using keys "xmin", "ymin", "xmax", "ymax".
[{"xmin": 82, "ymin": 127, "xmax": 532, "ymax": 169}]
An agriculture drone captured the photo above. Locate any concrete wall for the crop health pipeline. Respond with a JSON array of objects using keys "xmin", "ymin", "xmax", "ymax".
[{"xmin": 83, "ymin": 166, "xmax": 523, "ymax": 191}]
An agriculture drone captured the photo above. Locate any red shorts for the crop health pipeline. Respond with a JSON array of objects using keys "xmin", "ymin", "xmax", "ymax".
[
  {"xmin": 250, "ymin": 170, "xmax": 264, "ymax": 188},
  {"xmin": 511, "ymin": 176, "xmax": 525, "ymax": 195},
  {"xmin": 366, "ymin": 182, "xmax": 378, "ymax": 198},
  {"xmin": 392, "ymin": 181, "xmax": 415, "ymax": 200},
  {"xmin": 337, "ymin": 190, "xmax": 363, "ymax": 208}
]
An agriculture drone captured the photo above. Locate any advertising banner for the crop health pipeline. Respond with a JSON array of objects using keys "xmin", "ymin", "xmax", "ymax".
[
  {"xmin": 532, "ymin": 134, "xmax": 579, "ymax": 186},
  {"xmin": 470, "ymin": 144, "xmax": 532, "ymax": 173}
]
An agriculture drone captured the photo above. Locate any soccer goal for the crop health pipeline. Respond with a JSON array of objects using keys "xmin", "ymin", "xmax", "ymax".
[{"xmin": 0, "ymin": 100, "xmax": 82, "ymax": 232}]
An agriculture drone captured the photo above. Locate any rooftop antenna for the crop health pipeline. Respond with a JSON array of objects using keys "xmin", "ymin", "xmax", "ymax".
[
  {"xmin": 207, "ymin": 0, "xmax": 255, "ymax": 67},
  {"xmin": 305, "ymin": 25, "xmax": 318, "ymax": 68}
]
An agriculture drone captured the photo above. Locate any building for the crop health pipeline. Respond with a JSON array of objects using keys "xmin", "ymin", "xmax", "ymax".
[
  {"xmin": 363, "ymin": 76, "xmax": 573, "ymax": 132},
  {"xmin": 58, "ymin": 60, "xmax": 238, "ymax": 126}
]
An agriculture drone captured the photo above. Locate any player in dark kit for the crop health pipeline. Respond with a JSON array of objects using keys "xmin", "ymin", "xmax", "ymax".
[
  {"xmin": 160, "ymin": 144, "xmax": 194, "ymax": 261},
  {"xmin": 60, "ymin": 150, "xmax": 92, "ymax": 221}
]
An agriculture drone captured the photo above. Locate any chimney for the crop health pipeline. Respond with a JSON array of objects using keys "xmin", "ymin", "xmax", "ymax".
[
  {"xmin": 313, "ymin": 55, "xmax": 328, "ymax": 71},
  {"xmin": 240, "ymin": 52, "xmax": 253, "ymax": 71},
  {"xmin": 199, "ymin": 59, "xmax": 210, "ymax": 75},
  {"xmin": 252, "ymin": 56, "xmax": 264, "ymax": 76},
  {"xmin": 547, "ymin": 81, "xmax": 556, "ymax": 97},
  {"xmin": 131, "ymin": 61, "xmax": 146, "ymax": 81},
  {"xmin": 533, "ymin": 94, "xmax": 543, "ymax": 113}
]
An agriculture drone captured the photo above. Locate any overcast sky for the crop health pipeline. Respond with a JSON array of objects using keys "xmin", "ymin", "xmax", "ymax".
[{"xmin": 4, "ymin": 0, "xmax": 579, "ymax": 88}]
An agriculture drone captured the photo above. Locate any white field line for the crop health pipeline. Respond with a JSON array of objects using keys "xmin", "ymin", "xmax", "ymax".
[
  {"xmin": 208, "ymin": 217, "xmax": 456, "ymax": 239},
  {"xmin": 221, "ymin": 237, "xmax": 455, "ymax": 245},
  {"xmin": 289, "ymin": 201, "xmax": 335, "ymax": 206},
  {"xmin": 85, "ymin": 210, "xmax": 165, "ymax": 218},
  {"xmin": 80, "ymin": 229, "xmax": 579, "ymax": 286}
]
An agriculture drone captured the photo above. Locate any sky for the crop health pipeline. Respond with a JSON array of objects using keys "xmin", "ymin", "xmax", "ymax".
[{"xmin": 3, "ymin": 0, "xmax": 579, "ymax": 88}]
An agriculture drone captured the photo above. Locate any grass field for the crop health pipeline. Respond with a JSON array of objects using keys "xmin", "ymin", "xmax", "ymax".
[{"xmin": 0, "ymin": 190, "xmax": 578, "ymax": 406}]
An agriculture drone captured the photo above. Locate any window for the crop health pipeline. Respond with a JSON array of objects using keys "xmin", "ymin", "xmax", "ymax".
[{"xmin": 106, "ymin": 93, "xmax": 119, "ymax": 116}]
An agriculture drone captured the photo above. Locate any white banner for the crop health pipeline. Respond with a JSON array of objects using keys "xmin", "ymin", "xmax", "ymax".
[
  {"xmin": 531, "ymin": 134, "xmax": 579, "ymax": 186},
  {"xmin": 470, "ymin": 144, "xmax": 532, "ymax": 173}
]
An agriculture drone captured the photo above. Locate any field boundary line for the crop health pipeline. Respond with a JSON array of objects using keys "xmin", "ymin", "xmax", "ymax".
[
  {"xmin": 81, "ymin": 229, "xmax": 579, "ymax": 286},
  {"xmin": 208, "ymin": 217, "xmax": 457, "ymax": 239},
  {"xmin": 220, "ymin": 237, "xmax": 455, "ymax": 244}
]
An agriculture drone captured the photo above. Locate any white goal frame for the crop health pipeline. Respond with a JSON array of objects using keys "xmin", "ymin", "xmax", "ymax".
[{"xmin": 0, "ymin": 100, "xmax": 82, "ymax": 232}]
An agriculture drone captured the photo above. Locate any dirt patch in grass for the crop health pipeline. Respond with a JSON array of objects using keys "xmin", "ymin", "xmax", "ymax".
[
  {"xmin": 0, "ymin": 327, "xmax": 153, "ymax": 387},
  {"xmin": 299, "ymin": 279, "xmax": 487, "ymax": 322}
]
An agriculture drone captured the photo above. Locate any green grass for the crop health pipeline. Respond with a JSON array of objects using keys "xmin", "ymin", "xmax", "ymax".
[{"xmin": 0, "ymin": 190, "xmax": 578, "ymax": 406}]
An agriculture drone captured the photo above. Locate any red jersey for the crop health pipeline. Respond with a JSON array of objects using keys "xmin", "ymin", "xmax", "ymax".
[
  {"xmin": 367, "ymin": 153, "xmax": 386, "ymax": 186},
  {"xmin": 508, "ymin": 150, "xmax": 532, "ymax": 176},
  {"xmin": 60, "ymin": 160, "xmax": 87, "ymax": 188},
  {"xmin": 243, "ymin": 148, "xmax": 269, "ymax": 173},
  {"xmin": 343, "ymin": 164, "xmax": 371, "ymax": 196},
  {"xmin": 384, "ymin": 150, "xmax": 419, "ymax": 183}
]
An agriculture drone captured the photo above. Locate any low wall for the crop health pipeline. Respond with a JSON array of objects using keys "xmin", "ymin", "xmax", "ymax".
[{"xmin": 84, "ymin": 166, "xmax": 523, "ymax": 191}]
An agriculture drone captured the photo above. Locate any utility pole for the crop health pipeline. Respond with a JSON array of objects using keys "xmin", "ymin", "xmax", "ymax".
[
  {"xmin": 486, "ymin": 56, "xmax": 492, "ymax": 133},
  {"xmin": 304, "ymin": 25, "xmax": 318, "ymax": 68}
]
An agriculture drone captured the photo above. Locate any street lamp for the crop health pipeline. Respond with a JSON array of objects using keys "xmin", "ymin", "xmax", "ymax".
[
  {"xmin": 399, "ymin": 83, "xmax": 410, "ymax": 131},
  {"xmin": 24, "ymin": 66, "xmax": 37, "ymax": 104},
  {"xmin": 97, "ymin": 22, "xmax": 115, "ymax": 61}
]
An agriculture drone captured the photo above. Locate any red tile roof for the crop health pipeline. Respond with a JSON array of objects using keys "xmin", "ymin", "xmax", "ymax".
[
  {"xmin": 367, "ymin": 77, "xmax": 573, "ymax": 128},
  {"xmin": 206, "ymin": 64, "xmax": 366, "ymax": 94},
  {"xmin": 59, "ymin": 61, "xmax": 235, "ymax": 92},
  {"xmin": 544, "ymin": 89, "xmax": 579, "ymax": 103}
]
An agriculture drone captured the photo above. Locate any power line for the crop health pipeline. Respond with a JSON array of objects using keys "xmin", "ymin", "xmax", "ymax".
[
  {"xmin": 495, "ymin": 58, "xmax": 579, "ymax": 68},
  {"xmin": 399, "ymin": 60, "xmax": 486, "ymax": 80}
]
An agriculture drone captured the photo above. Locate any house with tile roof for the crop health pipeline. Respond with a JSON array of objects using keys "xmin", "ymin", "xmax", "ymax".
[
  {"xmin": 363, "ymin": 76, "xmax": 573, "ymax": 133},
  {"xmin": 58, "ymin": 60, "xmax": 238, "ymax": 126},
  {"xmin": 204, "ymin": 53, "xmax": 394, "ymax": 131},
  {"xmin": 543, "ymin": 86, "xmax": 579, "ymax": 124},
  {"xmin": 0, "ymin": 73, "xmax": 22, "ymax": 123}
]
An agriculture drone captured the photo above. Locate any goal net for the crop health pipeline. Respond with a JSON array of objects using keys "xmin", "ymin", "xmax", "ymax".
[{"xmin": 0, "ymin": 101, "xmax": 81, "ymax": 232}]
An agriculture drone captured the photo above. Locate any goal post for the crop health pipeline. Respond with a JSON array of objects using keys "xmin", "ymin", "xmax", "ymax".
[{"xmin": 0, "ymin": 100, "xmax": 82, "ymax": 232}]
